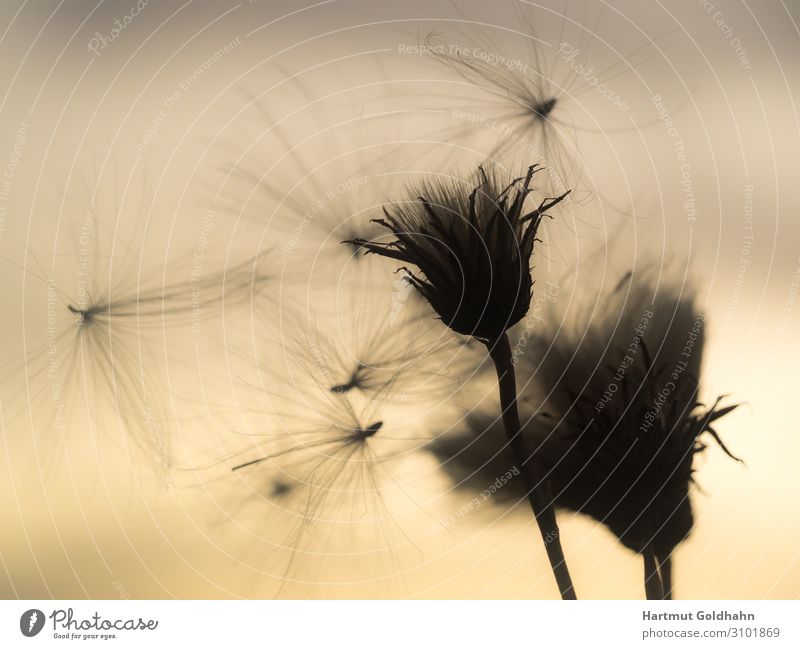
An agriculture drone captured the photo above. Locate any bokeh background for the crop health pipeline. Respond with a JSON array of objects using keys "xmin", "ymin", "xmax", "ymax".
[{"xmin": 0, "ymin": 0, "xmax": 799, "ymax": 598}]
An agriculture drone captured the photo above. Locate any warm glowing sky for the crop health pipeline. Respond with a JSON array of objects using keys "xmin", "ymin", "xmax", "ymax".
[{"xmin": 1, "ymin": 0, "xmax": 799, "ymax": 599}]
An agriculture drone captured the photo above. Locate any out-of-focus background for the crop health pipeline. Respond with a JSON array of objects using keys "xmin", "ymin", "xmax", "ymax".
[{"xmin": 1, "ymin": 0, "xmax": 799, "ymax": 599}]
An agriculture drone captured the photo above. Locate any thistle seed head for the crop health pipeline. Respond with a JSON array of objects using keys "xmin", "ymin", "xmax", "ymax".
[{"xmin": 346, "ymin": 164, "xmax": 569, "ymax": 342}]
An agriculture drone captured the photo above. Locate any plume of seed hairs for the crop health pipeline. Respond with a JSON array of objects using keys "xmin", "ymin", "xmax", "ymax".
[
  {"xmin": 0, "ymin": 235, "xmax": 274, "ymax": 477},
  {"xmin": 206, "ymin": 352, "xmax": 427, "ymax": 596}
]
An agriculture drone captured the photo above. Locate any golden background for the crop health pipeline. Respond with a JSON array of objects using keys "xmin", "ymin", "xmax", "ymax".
[{"xmin": 0, "ymin": 0, "xmax": 798, "ymax": 598}]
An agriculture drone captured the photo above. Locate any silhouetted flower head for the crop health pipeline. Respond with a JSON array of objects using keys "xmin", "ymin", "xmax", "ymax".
[
  {"xmin": 426, "ymin": 272, "xmax": 742, "ymax": 561},
  {"xmin": 548, "ymin": 345, "xmax": 740, "ymax": 559},
  {"xmin": 347, "ymin": 164, "xmax": 569, "ymax": 342}
]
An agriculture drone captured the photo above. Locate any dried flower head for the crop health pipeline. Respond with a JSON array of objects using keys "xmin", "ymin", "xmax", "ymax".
[
  {"xmin": 426, "ymin": 272, "xmax": 742, "ymax": 597},
  {"xmin": 347, "ymin": 164, "xmax": 569, "ymax": 343},
  {"xmin": 547, "ymin": 346, "xmax": 740, "ymax": 560}
]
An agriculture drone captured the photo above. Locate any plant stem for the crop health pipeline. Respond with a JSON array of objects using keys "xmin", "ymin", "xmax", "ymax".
[
  {"xmin": 643, "ymin": 544, "xmax": 665, "ymax": 600},
  {"xmin": 657, "ymin": 554, "xmax": 673, "ymax": 600},
  {"xmin": 487, "ymin": 332, "xmax": 577, "ymax": 599}
]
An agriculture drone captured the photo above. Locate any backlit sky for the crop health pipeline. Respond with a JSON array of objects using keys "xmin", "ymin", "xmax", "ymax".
[{"xmin": 1, "ymin": 0, "xmax": 799, "ymax": 599}]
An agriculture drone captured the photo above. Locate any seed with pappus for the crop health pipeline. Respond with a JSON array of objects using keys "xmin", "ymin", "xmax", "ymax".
[
  {"xmin": 209, "ymin": 352, "xmax": 428, "ymax": 596},
  {"xmin": 0, "ymin": 215, "xmax": 273, "ymax": 477}
]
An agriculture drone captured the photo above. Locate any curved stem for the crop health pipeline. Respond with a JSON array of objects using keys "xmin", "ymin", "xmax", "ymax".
[{"xmin": 487, "ymin": 333, "xmax": 577, "ymax": 599}]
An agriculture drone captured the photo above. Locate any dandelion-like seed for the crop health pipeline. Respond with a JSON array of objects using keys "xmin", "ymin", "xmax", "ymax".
[
  {"xmin": 220, "ymin": 365, "xmax": 424, "ymax": 596},
  {"xmin": 346, "ymin": 163, "xmax": 576, "ymax": 598},
  {"xmin": 295, "ymin": 304, "xmax": 478, "ymax": 403},
  {"xmin": 425, "ymin": 30, "xmax": 562, "ymax": 148},
  {"xmin": 1, "ymin": 221, "xmax": 273, "ymax": 478},
  {"xmin": 419, "ymin": 11, "xmax": 677, "ymax": 202}
]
